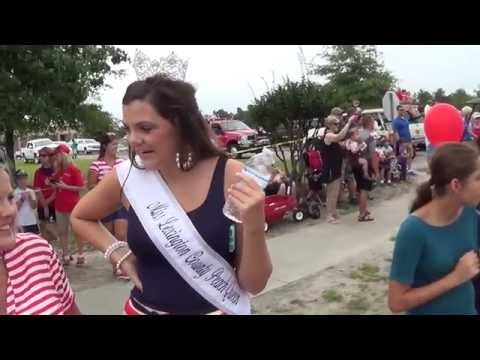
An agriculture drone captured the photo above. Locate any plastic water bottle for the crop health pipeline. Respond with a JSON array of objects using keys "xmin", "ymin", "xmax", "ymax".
[{"xmin": 223, "ymin": 149, "xmax": 273, "ymax": 223}]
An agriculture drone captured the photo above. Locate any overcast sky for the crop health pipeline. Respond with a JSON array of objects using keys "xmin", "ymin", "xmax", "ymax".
[{"xmin": 98, "ymin": 45, "xmax": 480, "ymax": 119}]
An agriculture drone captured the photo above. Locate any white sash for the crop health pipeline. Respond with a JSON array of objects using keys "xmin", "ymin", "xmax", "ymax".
[{"xmin": 116, "ymin": 161, "xmax": 251, "ymax": 315}]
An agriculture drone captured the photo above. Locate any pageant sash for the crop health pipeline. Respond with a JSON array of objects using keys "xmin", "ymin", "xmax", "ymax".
[{"xmin": 116, "ymin": 161, "xmax": 251, "ymax": 315}]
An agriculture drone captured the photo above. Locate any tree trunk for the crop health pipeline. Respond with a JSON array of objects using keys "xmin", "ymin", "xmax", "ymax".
[{"xmin": 4, "ymin": 127, "xmax": 16, "ymax": 180}]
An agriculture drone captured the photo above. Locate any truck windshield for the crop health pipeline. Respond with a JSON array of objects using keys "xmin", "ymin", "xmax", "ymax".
[
  {"xmin": 222, "ymin": 120, "xmax": 250, "ymax": 131},
  {"xmin": 37, "ymin": 140, "xmax": 52, "ymax": 147}
]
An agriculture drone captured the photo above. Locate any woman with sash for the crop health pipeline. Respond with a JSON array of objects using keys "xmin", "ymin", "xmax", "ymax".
[{"xmin": 71, "ymin": 74, "xmax": 272, "ymax": 315}]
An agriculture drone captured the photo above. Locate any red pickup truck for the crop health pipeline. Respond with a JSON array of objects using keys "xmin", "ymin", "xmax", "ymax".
[{"xmin": 210, "ymin": 119, "xmax": 263, "ymax": 158}]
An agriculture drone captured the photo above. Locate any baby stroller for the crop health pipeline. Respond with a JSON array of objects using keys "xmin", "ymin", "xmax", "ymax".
[
  {"xmin": 389, "ymin": 157, "xmax": 403, "ymax": 182},
  {"xmin": 299, "ymin": 145, "xmax": 324, "ymax": 219}
]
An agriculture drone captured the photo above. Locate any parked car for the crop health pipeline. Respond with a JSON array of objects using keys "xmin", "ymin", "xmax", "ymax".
[
  {"xmin": 210, "ymin": 120, "xmax": 260, "ymax": 158},
  {"xmin": 23, "ymin": 138, "xmax": 54, "ymax": 163},
  {"xmin": 69, "ymin": 138, "xmax": 100, "ymax": 154}
]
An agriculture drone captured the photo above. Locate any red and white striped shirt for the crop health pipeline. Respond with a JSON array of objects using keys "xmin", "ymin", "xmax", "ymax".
[
  {"xmin": 89, "ymin": 159, "xmax": 123, "ymax": 182},
  {"xmin": 3, "ymin": 233, "xmax": 75, "ymax": 315}
]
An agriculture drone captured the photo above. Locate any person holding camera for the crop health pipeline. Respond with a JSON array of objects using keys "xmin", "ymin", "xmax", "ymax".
[
  {"xmin": 50, "ymin": 144, "xmax": 85, "ymax": 266},
  {"xmin": 33, "ymin": 147, "xmax": 57, "ymax": 239}
]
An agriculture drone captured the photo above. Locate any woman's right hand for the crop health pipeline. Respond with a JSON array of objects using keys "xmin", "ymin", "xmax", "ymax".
[
  {"xmin": 120, "ymin": 255, "xmax": 143, "ymax": 292},
  {"xmin": 452, "ymin": 251, "xmax": 480, "ymax": 285},
  {"xmin": 112, "ymin": 249, "xmax": 143, "ymax": 292}
]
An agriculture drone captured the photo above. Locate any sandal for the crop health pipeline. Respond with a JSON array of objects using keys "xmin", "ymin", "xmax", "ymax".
[
  {"xmin": 327, "ymin": 216, "xmax": 340, "ymax": 224},
  {"xmin": 358, "ymin": 213, "xmax": 375, "ymax": 222},
  {"xmin": 62, "ymin": 256, "xmax": 72, "ymax": 266},
  {"xmin": 76, "ymin": 255, "xmax": 86, "ymax": 266}
]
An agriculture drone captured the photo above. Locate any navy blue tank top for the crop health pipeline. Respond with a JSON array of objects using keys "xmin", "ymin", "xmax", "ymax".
[{"xmin": 127, "ymin": 156, "xmax": 235, "ymax": 314}]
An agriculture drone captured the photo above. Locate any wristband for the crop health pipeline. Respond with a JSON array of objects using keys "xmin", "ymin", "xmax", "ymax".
[
  {"xmin": 104, "ymin": 241, "xmax": 128, "ymax": 261},
  {"xmin": 115, "ymin": 250, "xmax": 132, "ymax": 273}
]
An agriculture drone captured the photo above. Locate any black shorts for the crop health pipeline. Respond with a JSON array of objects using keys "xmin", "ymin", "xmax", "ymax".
[
  {"xmin": 21, "ymin": 224, "xmax": 40, "ymax": 234},
  {"xmin": 353, "ymin": 166, "xmax": 373, "ymax": 192},
  {"xmin": 38, "ymin": 204, "xmax": 56, "ymax": 222}
]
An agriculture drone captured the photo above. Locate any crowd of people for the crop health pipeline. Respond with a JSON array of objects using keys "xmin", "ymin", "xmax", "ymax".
[
  {"xmin": 4, "ymin": 73, "xmax": 480, "ymax": 315},
  {"xmin": 300, "ymin": 101, "xmax": 419, "ymax": 226}
]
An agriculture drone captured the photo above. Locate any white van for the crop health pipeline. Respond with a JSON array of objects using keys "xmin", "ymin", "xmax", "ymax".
[
  {"xmin": 69, "ymin": 138, "xmax": 100, "ymax": 154},
  {"xmin": 23, "ymin": 138, "xmax": 54, "ymax": 163}
]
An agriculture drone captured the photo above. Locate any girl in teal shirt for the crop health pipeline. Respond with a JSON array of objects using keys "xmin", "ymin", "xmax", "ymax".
[{"xmin": 389, "ymin": 143, "xmax": 480, "ymax": 315}]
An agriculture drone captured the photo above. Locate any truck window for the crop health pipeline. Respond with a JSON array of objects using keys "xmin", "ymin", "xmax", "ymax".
[
  {"xmin": 222, "ymin": 120, "xmax": 250, "ymax": 132},
  {"xmin": 211, "ymin": 125, "xmax": 223, "ymax": 135}
]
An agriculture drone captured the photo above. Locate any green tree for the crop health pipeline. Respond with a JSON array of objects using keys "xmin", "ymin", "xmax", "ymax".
[
  {"xmin": 234, "ymin": 107, "xmax": 256, "ymax": 127},
  {"xmin": 213, "ymin": 109, "xmax": 233, "ymax": 119},
  {"xmin": 249, "ymin": 78, "xmax": 328, "ymax": 184},
  {"xmin": 413, "ymin": 89, "xmax": 433, "ymax": 105},
  {"xmin": 310, "ymin": 45, "xmax": 396, "ymax": 108},
  {"xmin": 77, "ymin": 104, "xmax": 118, "ymax": 139},
  {"xmin": 448, "ymin": 88, "xmax": 473, "ymax": 109},
  {"xmin": 433, "ymin": 88, "xmax": 449, "ymax": 103},
  {"xmin": 0, "ymin": 45, "xmax": 128, "ymax": 174},
  {"xmin": 474, "ymin": 85, "xmax": 480, "ymax": 98}
]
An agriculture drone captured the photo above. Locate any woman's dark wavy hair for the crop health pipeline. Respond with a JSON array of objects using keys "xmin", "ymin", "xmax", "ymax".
[
  {"xmin": 410, "ymin": 142, "xmax": 479, "ymax": 213},
  {"xmin": 97, "ymin": 133, "xmax": 117, "ymax": 160},
  {"xmin": 122, "ymin": 74, "xmax": 223, "ymax": 169}
]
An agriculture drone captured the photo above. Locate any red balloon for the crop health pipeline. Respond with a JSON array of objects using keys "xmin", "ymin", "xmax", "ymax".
[{"xmin": 424, "ymin": 103, "xmax": 463, "ymax": 145}]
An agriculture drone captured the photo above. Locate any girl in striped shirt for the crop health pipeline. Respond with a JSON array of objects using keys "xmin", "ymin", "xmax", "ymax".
[
  {"xmin": 88, "ymin": 133, "xmax": 128, "ymax": 280},
  {"xmin": 0, "ymin": 166, "xmax": 80, "ymax": 315}
]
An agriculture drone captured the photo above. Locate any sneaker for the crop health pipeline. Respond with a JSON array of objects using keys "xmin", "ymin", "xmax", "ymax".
[
  {"xmin": 407, "ymin": 170, "xmax": 417, "ymax": 176},
  {"xmin": 115, "ymin": 269, "xmax": 130, "ymax": 280},
  {"xmin": 380, "ymin": 180, "xmax": 385, "ymax": 185},
  {"xmin": 387, "ymin": 180, "xmax": 392, "ymax": 185}
]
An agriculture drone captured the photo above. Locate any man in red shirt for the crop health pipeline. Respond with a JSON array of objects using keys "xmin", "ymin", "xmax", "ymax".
[
  {"xmin": 33, "ymin": 147, "xmax": 57, "ymax": 240},
  {"xmin": 51, "ymin": 144, "xmax": 85, "ymax": 266}
]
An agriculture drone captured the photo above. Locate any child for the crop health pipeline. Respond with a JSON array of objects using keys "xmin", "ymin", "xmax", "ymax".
[
  {"xmin": 14, "ymin": 169, "xmax": 40, "ymax": 234},
  {"xmin": 397, "ymin": 138, "xmax": 410, "ymax": 181},
  {"xmin": 345, "ymin": 128, "xmax": 370, "ymax": 180},
  {"xmin": 471, "ymin": 112, "xmax": 480, "ymax": 139},
  {"xmin": 378, "ymin": 137, "xmax": 395, "ymax": 185}
]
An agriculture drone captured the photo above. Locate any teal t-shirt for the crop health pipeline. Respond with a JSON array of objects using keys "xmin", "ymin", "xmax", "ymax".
[{"xmin": 390, "ymin": 207, "xmax": 478, "ymax": 315}]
